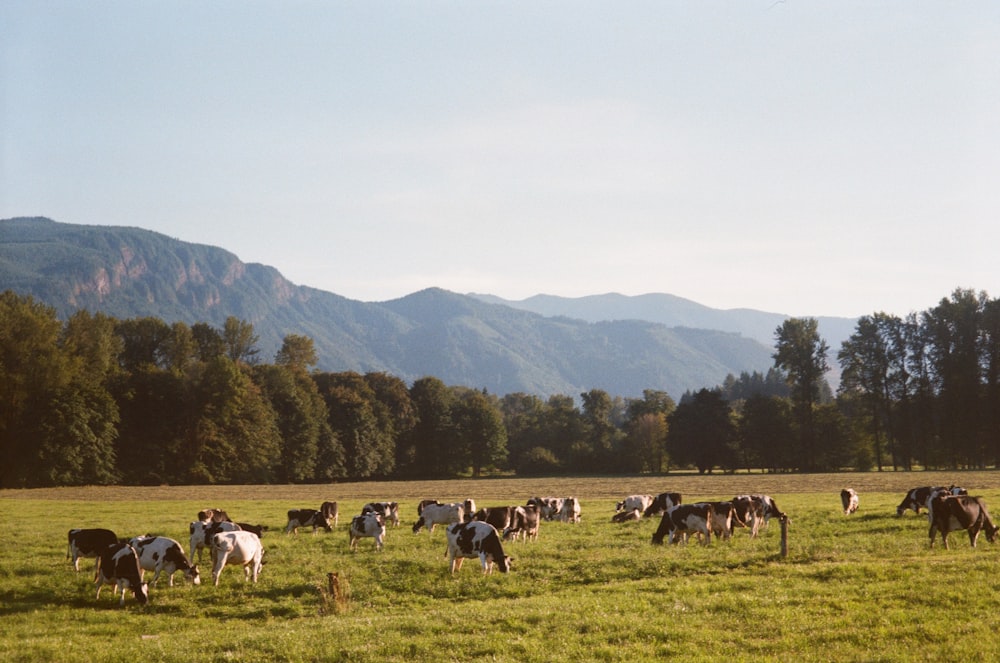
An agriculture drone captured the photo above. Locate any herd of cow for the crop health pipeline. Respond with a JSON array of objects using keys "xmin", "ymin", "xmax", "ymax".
[{"xmin": 65, "ymin": 484, "xmax": 999, "ymax": 607}]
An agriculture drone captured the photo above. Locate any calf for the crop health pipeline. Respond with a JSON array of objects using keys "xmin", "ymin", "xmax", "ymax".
[
  {"xmin": 129, "ymin": 535, "xmax": 200, "ymax": 586},
  {"xmin": 643, "ymin": 492, "xmax": 683, "ymax": 518},
  {"xmin": 211, "ymin": 530, "xmax": 264, "ymax": 585},
  {"xmin": 929, "ymin": 494, "xmax": 1000, "ymax": 549},
  {"xmin": 559, "ymin": 497, "xmax": 581, "ymax": 523},
  {"xmin": 285, "ymin": 508, "xmax": 332, "ymax": 535},
  {"xmin": 651, "ymin": 503, "xmax": 714, "ymax": 545},
  {"xmin": 190, "ymin": 520, "xmax": 241, "ymax": 562},
  {"xmin": 350, "ymin": 512, "xmax": 386, "ymax": 552},
  {"xmin": 95, "ymin": 543, "xmax": 149, "ymax": 606},
  {"xmin": 413, "ymin": 502, "xmax": 465, "ymax": 534},
  {"xmin": 841, "ymin": 488, "xmax": 859, "ymax": 516},
  {"xmin": 504, "ymin": 505, "xmax": 540, "ymax": 542},
  {"xmin": 446, "ymin": 521, "xmax": 512, "ymax": 574},
  {"xmin": 616, "ymin": 494, "xmax": 654, "ymax": 514},
  {"xmin": 362, "ymin": 502, "xmax": 400, "ymax": 527},
  {"xmin": 320, "ymin": 501, "xmax": 339, "ymax": 529},
  {"xmin": 472, "ymin": 506, "xmax": 517, "ymax": 532},
  {"xmin": 67, "ymin": 528, "xmax": 118, "ymax": 572}
]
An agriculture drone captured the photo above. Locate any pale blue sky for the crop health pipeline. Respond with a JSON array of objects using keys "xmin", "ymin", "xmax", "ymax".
[{"xmin": 3, "ymin": 2, "xmax": 998, "ymax": 318}]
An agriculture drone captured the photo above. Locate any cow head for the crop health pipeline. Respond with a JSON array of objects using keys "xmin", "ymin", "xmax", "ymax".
[
  {"xmin": 133, "ymin": 581, "xmax": 149, "ymax": 605},
  {"xmin": 986, "ymin": 523, "xmax": 1000, "ymax": 544},
  {"xmin": 186, "ymin": 565, "xmax": 202, "ymax": 585}
]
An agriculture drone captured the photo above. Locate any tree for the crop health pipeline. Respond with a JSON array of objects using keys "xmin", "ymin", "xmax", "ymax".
[
  {"xmin": 451, "ymin": 390, "xmax": 508, "ymax": 477},
  {"xmin": 624, "ymin": 389, "xmax": 675, "ymax": 473},
  {"xmin": 738, "ymin": 394, "xmax": 795, "ymax": 472},
  {"xmin": 667, "ymin": 389, "xmax": 736, "ymax": 473},
  {"xmin": 275, "ymin": 334, "xmax": 317, "ymax": 372},
  {"xmin": 405, "ymin": 377, "xmax": 454, "ymax": 478},
  {"xmin": 773, "ymin": 318, "xmax": 830, "ymax": 471},
  {"xmin": 222, "ymin": 316, "xmax": 260, "ymax": 365},
  {"xmin": 578, "ymin": 389, "xmax": 622, "ymax": 472},
  {"xmin": 254, "ymin": 364, "xmax": 332, "ymax": 482}
]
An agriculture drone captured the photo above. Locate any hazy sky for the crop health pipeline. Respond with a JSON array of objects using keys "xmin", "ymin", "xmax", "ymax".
[{"xmin": 3, "ymin": 2, "xmax": 999, "ymax": 318}]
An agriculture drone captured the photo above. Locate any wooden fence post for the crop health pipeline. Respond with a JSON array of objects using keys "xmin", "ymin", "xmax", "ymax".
[{"xmin": 780, "ymin": 515, "xmax": 789, "ymax": 558}]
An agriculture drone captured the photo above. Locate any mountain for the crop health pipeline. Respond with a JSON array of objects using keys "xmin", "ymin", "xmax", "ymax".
[{"xmin": 3, "ymin": 216, "xmax": 788, "ymax": 399}]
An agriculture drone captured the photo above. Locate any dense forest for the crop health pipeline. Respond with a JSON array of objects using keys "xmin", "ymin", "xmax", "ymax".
[{"xmin": 2, "ymin": 287, "xmax": 998, "ymax": 488}]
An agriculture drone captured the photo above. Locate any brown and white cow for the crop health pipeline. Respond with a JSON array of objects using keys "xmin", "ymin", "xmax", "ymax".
[
  {"xmin": 211, "ymin": 530, "xmax": 264, "ymax": 585},
  {"xmin": 504, "ymin": 505, "xmax": 540, "ymax": 542},
  {"xmin": 929, "ymin": 494, "xmax": 1000, "ymax": 549},
  {"xmin": 651, "ymin": 503, "xmax": 714, "ymax": 545},
  {"xmin": 841, "ymin": 488, "xmax": 859, "ymax": 516},
  {"xmin": 527, "ymin": 497, "xmax": 564, "ymax": 521},
  {"xmin": 67, "ymin": 528, "xmax": 118, "ymax": 572},
  {"xmin": 197, "ymin": 508, "xmax": 231, "ymax": 523},
  {"xmin": 129, "ymin": 535, "xmax": 200, "ymax": 586},
  {"xmin": 707, "ymin": 501, "xmax": 736, "ymax": 541},
  {"xmin": 446, "ymin": 520, "xmax": 511, "ymax": 574},
  {"xmin": 413, "ymin": 502, "xmax": 465, "ymax": 534},
  {"xmin": 362, "ymin": 502, "xmax": 400, "ymax": 527},
  {"xmin": 285, "ymin": 508, "xmax": 332, "ymax": 535},
  {"xmin": 95, "ymin": 543, "xmax": 149, "ymax": 606},
  {"xmin": 320, "ymin": 501, "xmax": 339, "ymax": 529},
  {"xmin": 472, "ymin": 506, "xmax": 517, "ymax": 532},
  {"xmin": 559, "ymin": 497, "xmax": 581, "ymax": 523},
  {"xmin": 643, "ymin": 492, "xmax": 683, "ymax": 518},
  {"xmin": 350, "ymin": 512, "xmax": 386, "ymax": 551},
  {"xmin": 731, "ymin": 494, "xmax": 784, "ymax": 536}
]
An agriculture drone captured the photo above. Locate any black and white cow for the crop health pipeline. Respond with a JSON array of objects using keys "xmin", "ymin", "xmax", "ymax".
[
  {"xmin": 197, "ymin": 508, "xmax": 231, "ymax": 523},
  {"xmin": 362, "ymin": 502, "xmax": 400, "ymax": 527},
  {"xmin": 611, "ymin": 509, "xmax": 642, "ymax": 523},
  {"xmin": 445, "ymin": 520, "xmax": 512, "ymax": 574},
  {"xmin": 67, "ymin": 528, "xmax": 118, "ymax": 572},
  {"xmin": 211, "ymin": 530, "xmax": 265, "ymax": 586},
  {"xmin": 417, "ymin": 499, "xmax": 441, "ymax": 516},
  {"xmin": 190, "ymin": 520, "xmax": 241, "ymax": 562},
  {"xmin": 643, "ymin": 492, "xmax": 683, "ymax": 518},
  {"xmin": 707, "ymin": 501, "xmax": 736, "ymax": 541},
  {"xmin": 320, "ymin": 501, "xmax": 339, "ymax": 529},
  {"xmin": 559, "ymin": 497, "xmax": 581, "ymax": 523},
  {"xmin": 616, "ymin": 494, "xmax": 654, "ymax": 514},
  {"xmin": 285, "ymin": 508, "xmax": 332, "ymax": 535},
  {"xmin": 95, "ymin": 543, "xmax": 149, "ymax": 606},
  {"xmin": 413, "ymin": 502, "xmax": 465, "ymax": 534},
  {"xmin": 472, "ymin": 506, "xmax": 517, "ymax": 532},
  {"xmin": 527, "ymin": 497, "xmax": 564, "ymax": 521},
  {"xmin": 651, "ymin": 503, "xmax": 714, "ymax": 545},
  {"xmin": 730, "ymin": 496, "xmax": 764, "ymax": 538},
  {"xmin": 896, "ymin": 486, "xmax": 947, "ymax": 517},
  {"xmin": 129, "ymin": 535, "xmax": 200, "ymax": 586},
  {"xmin": 350, "ymin": 512, "xmax": 386, "ymax": 551},
  {"xmin": 929, "ymin": 494, "xmax": 1000, "ymax": 549},
  {"xmin": 841, "ymin": 488, "xmax": 859, "ymax": 516},
  {"xmin": 504, "ymin": 505, "xmax": 540, "ymax": 542},
  {"xmin": 235, "ymin": 522, "xmax": 266, "ymax": 538}
]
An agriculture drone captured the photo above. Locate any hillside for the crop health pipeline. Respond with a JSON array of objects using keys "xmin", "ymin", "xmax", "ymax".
[{"xmin": 2, "ymin": 216, "xmax": 782, "ymax": 398}]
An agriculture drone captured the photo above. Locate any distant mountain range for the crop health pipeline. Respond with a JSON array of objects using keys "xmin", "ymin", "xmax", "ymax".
[{"xmin": 1, "ymin": 217, "xmax": 856, "ymax": 398}]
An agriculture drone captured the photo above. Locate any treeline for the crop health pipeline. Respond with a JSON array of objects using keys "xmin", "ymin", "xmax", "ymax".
[{"xmin": 2, "ymin": 288, "xmax": 998, "ymax": 487}]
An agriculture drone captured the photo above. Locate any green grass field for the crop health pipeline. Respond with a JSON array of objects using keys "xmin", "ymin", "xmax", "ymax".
[{"xmin": 3, "ymin": 472, "xmax": 1000, "ymax": 662}]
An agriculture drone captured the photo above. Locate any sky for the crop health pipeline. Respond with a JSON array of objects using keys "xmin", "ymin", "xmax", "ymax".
[{"xmin": 2, "ymin": 2, "xmax": 999, "ymax": 319}]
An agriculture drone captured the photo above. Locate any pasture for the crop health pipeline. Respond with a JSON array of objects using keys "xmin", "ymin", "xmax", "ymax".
[{"xmin": 3, "ymin": 472, "xmax": 1000, "ymax": 662}]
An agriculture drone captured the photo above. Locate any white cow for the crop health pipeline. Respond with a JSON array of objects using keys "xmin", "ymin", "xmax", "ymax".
[
  {"xmin": 190, "ymin": 520, "xmax": 241, "ymax": 562},
  {"xmin": 129, "ymin": 535, "xmax": 201, "ymax": 586},
  {"xmin": 210, "ymin": 530, "xmax": 264, "ymax": 586},
  {"xmin": 412, "ymin": 502, "xmax": 465, "ymax": 534},
  {"xmin": 616, "ymin": 494, "xmax": 654, "ymax": 514},
  {"xmin": 350, "ymin": 513, "xmax": 386, "ymax": 552},
  {"xmin": 841, "ymin": 488, "xmax": 859, "ymax": 516}
]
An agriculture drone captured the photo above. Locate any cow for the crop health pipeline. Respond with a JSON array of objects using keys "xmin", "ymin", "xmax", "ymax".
[
  {"xmin": 413, "ymin": 502, "xmax": 465, "ymax": 534},
  {"xmin": 616, "ymin": 494, "xmax": 654, "ymax": 514},
  {"xmin": 612, "ymin": 509, "xmax": 642, "ymax": 523},
  {"xmin": 896, "ymin": 486, "xmax": 948, "ymax": 517},
  {"xmin": 929, "ymin": 494, "xmax": 1000, "ymax": 549},
  {"xmin": 733, "ymin": 494, "xmax": 784, "ymax": 529},
  {"xmin": 285, "ymin": 508, "xmax": 332, "ymax": 535},
  {"xmin": 707, "ymin": 501, "xmax": 736, "ymax": 541},
  {"xmin": 445, "ymin": 520, "xmax": 512, "ymax": 574},
  {"xmin": 190, "ymin": 520, "xmax": 241, "ymax": 562},
  {"xmin": 320, "ymin": 501, "xmax": 339, "ymax": 529},
  {"xmin": 417, "ymin": 499, "xmax": 441, "ymax": 516},
  {"xmin": 643, "ymin": 492, "xmax": 683, "ymax": 518},
  {"xmin": 464, "ymin": 499, "xmax": 477, "ymax": 522},
  {"xmin": 128, "ymin": 535, "xmax": 200, "ymax": 587},
  {"xmin": 651, "ymin": 503, "xmax": 714, "ymax": 545},
  {"xmin": 362, "ymin": 502, "xmax": 400, "ymax": 527},
  {"xmin": 841, "ymin": 488, "xmax": 859, "ymax": 516},
  {"xmin": 67, "ymin": 528, "xmax": 118, "ymax": 572},
  {"xmin": 95, "ymin": 543, "xmax": 149, "ymax": 606},
  {"xmin": 504, "ymin": 505, "xmax": 540, "ymax": 542},
  {"xmin": 559, "ymin": 497, "xmax": 581, "ymax": 523},
  {"xmin": 197, "ymin": 508, "xmax": 231, "ymax": 523},
  {"xmin": 350, "ymin": 512, "xmax": 386, "ymax": 552},
  {"xmin": 235, "ymin": 522, "xmax": 266, "ymax": 538},
  {"xmin": 472, "ymin": 506, "xmax": 517, "ymax": 532},
  {"xmin": 527, "ymin": 497, "xmax": 564, "ymax": 521},
  {"xmin": 730, "ymin": 495, "xmax": 764, "ymax": 538},
  {"xmin": 210, "ymin": 530, "xmax": 264, "ymax": 586}
]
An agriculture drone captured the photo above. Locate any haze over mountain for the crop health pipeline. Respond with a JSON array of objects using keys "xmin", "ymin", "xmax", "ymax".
[{"xmin": 1, "ymin": 217, "xmax": 854, "ymax": 398}]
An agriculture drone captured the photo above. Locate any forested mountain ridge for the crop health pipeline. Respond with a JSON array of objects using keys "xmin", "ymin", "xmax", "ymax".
[{"xmin": 2, "ymin": 216, "xmax": 778, "ymax": 398}]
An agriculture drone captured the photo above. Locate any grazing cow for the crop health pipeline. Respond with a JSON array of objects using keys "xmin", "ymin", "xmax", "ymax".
[
  {"xmin": 211, "ymin": 530, "xmax": 264, "ymax": 586},
  {"xmin": 95, "ymin": 543, "xmax": 149, "ymax": 606},
  {"xmin": 413, "ymin": 502, "xmax": 465, "ymax": 534},
  {"xmin": 67, "ymin": 528, "xmax": 118, "ymax": 572},
  {"xmin": 559, "ymin": 497, "xmax": 581, "ymax": 523},
  {"xmin": 651, "ymin": 503, "xmax": 714, "ymax": 545},
  {"xmin": 707, "ymin": 501, "xmax": 736, "ymax": 541},
  {"xmin": 350, "ymin": 513, "xmax": 386, "ymax": 552},
  {"xmin": 730, "ymin": 496, "xmax": 764, "ymax": 538},
  {"xmin": 612, "ymin": 509, "xmax": 642, "ymax": 523},
  {"xmin": 285, "ymin": 508, "xmax": 332, "ymax": 535},
  {"xmin": 445, "ymin": 521, "xmax": 512, "ymax": 574},
  {"xmin": 417, "ymin": 499, "xmax": 441, "ymax": 516},
  {"xmin": 643, "ymin": 492, "xmax": 683, "ymax": 518},
  {"xmin": 527, "ymin": 497, "xmax": 564, "ymax": 521},
  {"xmin": 197, "ymin": 508, "xmax": 231, "ymax": 523},
  {"xmin": 190, "ymin": 520, "xmax": 241, "ymax": 562},
  {"xmin": 129, "ymin": 536, "xmax": 200, "ymax": 586},
  {"xmin": 929, "ymin": 494, "xmax": 1000, "ymax": 549},
  {"xmin": 362, "ymin": 502, "xmax": 400, "ymax": 527},
  {"xmin": 841, "ymin": 489, "xmax": 859, "ymax": 516},
  {"xmin": 473, "ymin": 506, "xmax": 517, "ymax": 532},
  {"xmin": 616, "ymin": 494, "xmax": 654, "ymax": 514},
  {"xmin": 896, "ymin": 486, "xmax": 947, "ymax": 517},
  {"xmin": 320, "ymin": 501, "xmax": 339, "ymax": 529},
  {"xmin": 235, "ymin": 522, "xmax": 266, "ymax": 538},
  {"xmin": 504, "ymin": 505, "xmax": 540, "ymax": 542}
]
